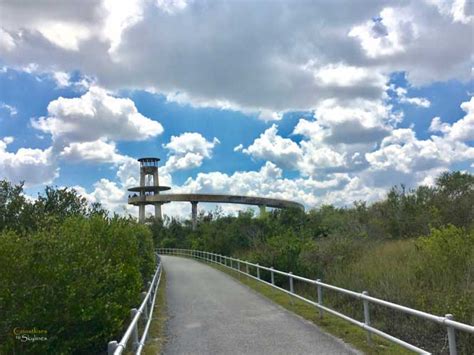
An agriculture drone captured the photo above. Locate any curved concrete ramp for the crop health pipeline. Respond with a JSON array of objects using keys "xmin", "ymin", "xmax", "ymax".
[{"xmin": 162, "ymin": 256, "xmax": 360, "ymax": 355}]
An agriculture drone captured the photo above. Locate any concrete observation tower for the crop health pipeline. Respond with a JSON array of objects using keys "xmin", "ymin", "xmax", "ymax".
[
  {"xmin": 127, "ymin": 157, "xmax": 170, "ymax": 222},
  {"xmin": 128, "ymin": 157, "xmax": 304, "ymax": 228}
]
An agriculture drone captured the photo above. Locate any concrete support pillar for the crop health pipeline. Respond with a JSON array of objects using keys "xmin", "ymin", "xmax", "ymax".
[
  {"xmin": 139, "ymin": 205, "xmax": 145, "ymax": 223},
  {"xmin": 191, "ymin": 201, "xmax": 198, "ymax": 231},
  {"xmin": 154, "ymin": 203, "xmax": 162, "ymax": 220},
  {"xmin": 259, "ymin": 205, "xmax": 267, "ymax": 218},
  {"xmin": 153, "ymin": 170, "xmax": 159, "ymax": 187},
  {"xmin": 139, "ymin": 169, "xmax": 146, "ymax": 188}
]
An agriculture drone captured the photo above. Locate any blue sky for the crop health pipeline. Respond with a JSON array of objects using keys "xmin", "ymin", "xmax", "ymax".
[{"xmin": 0, "ymin": 0, "xmax": 472, "ymax": 217}]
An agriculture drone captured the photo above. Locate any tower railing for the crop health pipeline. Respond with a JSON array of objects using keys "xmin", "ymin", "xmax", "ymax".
[{"xmin": 158, "ymin": 248, "xmax": 474, "ymax": 355}]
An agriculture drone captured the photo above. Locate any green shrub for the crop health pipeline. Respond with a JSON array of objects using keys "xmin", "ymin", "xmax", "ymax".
[{"xmin": 0, "ymin": 215, "xmax": 155, "ymax": 354}]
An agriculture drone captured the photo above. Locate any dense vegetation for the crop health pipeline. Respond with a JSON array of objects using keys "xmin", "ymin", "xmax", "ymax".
[
  {"xmin": 0, "ymin": 171, "xmax": 472, "ymax": 354},
  {"xmin": 151, "ymin": 171, "xmax": 474, "ymax": 354},
  {"xmin": 0, "ymin": 181, "xmax": 156, "ymax": 354}
]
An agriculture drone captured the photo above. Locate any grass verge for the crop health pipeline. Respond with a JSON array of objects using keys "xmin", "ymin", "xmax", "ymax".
[
  {"xmin": 204, "ymin": 261, "xmax": 413, "ymax": 355},
  {"xmin": 141, "ymin": 270, "xmax": 168, "ymax": 355}
]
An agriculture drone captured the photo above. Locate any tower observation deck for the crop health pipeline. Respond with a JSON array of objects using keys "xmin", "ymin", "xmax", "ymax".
[
  {"xmin": 128, "ymin": 157, "xmax": 304, "ymax": 228},
  {"xmin": 127, "ymin": 157, "xmax": 170, "ymax": 222}
]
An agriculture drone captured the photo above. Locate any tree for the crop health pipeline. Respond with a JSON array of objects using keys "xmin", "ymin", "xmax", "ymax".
[{"xmin": 434, "ymin": 171, "xmax": 474, "ymax": 229}]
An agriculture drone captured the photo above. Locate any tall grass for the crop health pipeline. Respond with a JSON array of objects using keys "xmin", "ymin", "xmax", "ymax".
[{"xmin": 320, "ymin": 227, "xmax": 474, "ymax": 354}]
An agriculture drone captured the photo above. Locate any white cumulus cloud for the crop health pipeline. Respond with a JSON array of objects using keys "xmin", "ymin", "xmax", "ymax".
[
  {"xmin": 0, "ymin": 137, "xmax": 58, "ymax": 186},
  {"xmin": 32, "ymin": 86, "xmax": 163, "ymax": 145},
  {"xmin": 163, "ymin": 132, "xmax": 219, "ymax": 172}
]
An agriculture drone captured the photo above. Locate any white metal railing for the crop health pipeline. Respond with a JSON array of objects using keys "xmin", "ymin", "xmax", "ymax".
[
  {"xmin": 107, "ymin": 254, "xmax": 163, "ymax": 355},
  {"xmin": 158, "ymin": 248, "xmax": 474, "ymax": 355}
]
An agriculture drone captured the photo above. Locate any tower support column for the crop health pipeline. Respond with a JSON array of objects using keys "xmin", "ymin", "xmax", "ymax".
[
  {"xmin": 191, "ymin": 201, "xmax": 198, "ymax": 231},
  {"xmin": 139, "ymin": 205, "xmax": 145, "ymax": 223},
  {"xmin": 155, "ymin": 203, "xmax": 162, "ymax": 220}
]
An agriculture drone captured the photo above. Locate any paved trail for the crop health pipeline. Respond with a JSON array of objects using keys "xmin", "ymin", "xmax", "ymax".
[{"xmin": 161, "ymin": 256, "xmax": 360, "ymax": 355}]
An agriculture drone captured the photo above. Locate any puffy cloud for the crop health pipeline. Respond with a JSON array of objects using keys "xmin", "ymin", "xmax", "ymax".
[
  {"xmin": 295, "ymin": 99, "xmax": 394, "ymax": 145},
  {"xmin": 73, "ymin": 178, "xmax": 135, "ymax": 215},
  {"xmin": 178, "ymin": 161, "xmax": 381, "ymax": 210},
  {"xmin": 242, "ymin": 98, "xmax": 396, "ymax": 177},
  {"xmin": 102, "ymin": 0, "xmax": 145, "ymax": 54},
  {"xmin": 1, "ymin": 1, "xmax": 470, "ymax": 114},
  {"xmin": 116, "ymin": 158, "xmax": 140, "ymax": 187},
  {"xmin": 38, "ymin": 22, "xmax": 91, "ymax": 51},
  {"xmin": 0, "ymin": 27, "xmax": 15, "ymax": 52},
  {"xmin": 349, "ymin": 7, "xmax": 417, "ymax": 58},
  {"xmin": 52, "ymin": 71, "xmax": 71, "ymax": 88},
  {"xmin": 297, "ymin": 142, "xmax": 347, "ymax": 176},
  {"xmin": 155, "ymin": 0, "xmax": 189, "ymax": 14},
  {"xmin": 366, "ymin": 129, "xmax": 446, "ymax": 173},
  {"xmin": 349, "ymin": 4, "xmax": 472, "ymax": 84},
  {"xmin": 164, "ymin": 153, "xmax": 205, "ymax": 172},
  {"xmin": 428, "ymin": 0, "xmax": 474, "ymax": 24},
  {"xmin": 429, "ymin": 116, "xmax": 450, "ymax": 133},
  {"xmin": 164, "ymin": 132, "xmax": 219, "ymax": 156},
  {"xmin": 258, "ymin": 110, "xmax": 283, "ymax": 122},
  {"xmin": 32, "ymin": 86, "xmax": 163, "ymax": 144},
  {"xmin": 163, "ymin": 132, "xmax": 219, "ymax": 172},
  {"xmin": 366, "ymin": 123, "xmax": 474, "ymax": 178},
  {"xmin": 0, "ymin": 85, "xmax": 162, "ymax": 187},
  {"xmin": 313, "ymin": 63, "xmax": 387, "ymax": 91},
  {"xmin": 0, "ymin": 102, "xmax": 17, "ymax": 116},
  {"xmin": 243, "ymin": 125, "xmax": 302, "ymax": 169},
  {"xmin": 393, "ymin": 86, "xmax": 431, "ymax": 108},
  {"xmin": 59, "ymin": 139, "xmax": 128, "ymax": 164},
  {"xmin": 429, "ymin": 98, "xmax": 473, "ymax": 142},
  {"xmin": 0, "ymin": 137, "xmax": 58, "ymax": 186},
  {"xmin": 439, "ymin": 97, "xmax": 474, "ymax": 142},
  {"xmin": 240, "ymin": 96, "xmax": 473, "ymax": 192}
]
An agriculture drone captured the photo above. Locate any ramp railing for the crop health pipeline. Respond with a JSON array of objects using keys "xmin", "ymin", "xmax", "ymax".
[
  {"xmin": 158, "ymin": 248, "xmax": 474, "ymax": 355},
  {"xmin": 107, "ymin": 254, "xmax": 163, "ymax": 355}
]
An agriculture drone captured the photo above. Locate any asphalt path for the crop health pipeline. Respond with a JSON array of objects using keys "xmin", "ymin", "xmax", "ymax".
[{"xmin": 161, "ymin": 255, "xmax": 360, "ymax": 355}]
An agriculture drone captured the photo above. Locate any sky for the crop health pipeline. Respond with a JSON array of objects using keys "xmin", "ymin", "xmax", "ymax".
[{"xmin": 0, "ymin": 0, "xmax": 473, "ymax": 219}]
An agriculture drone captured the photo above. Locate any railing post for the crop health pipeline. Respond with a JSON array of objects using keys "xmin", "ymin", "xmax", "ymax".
[
  {"xmin": 446, "ymin": 314, "xmax": 457, "ymax": 355},
  {"xmin": 108, "ymin": 340, "xmax": 118, "ymax": 355},
  {"xmin": 246, "ymin": 263, "xmax": 249, "ymax": 274},
  {"xmin": 289, "ymin": 272, "xmax": 294, "ymax": 293},
  {"xmin": 238, "ymin": 260, "xmax": 240, "ymax": 271},
  {"xmin": 362, "ymin": 291, "xmax": 372, "ymax": 345},
  {"xmin": 142, "ymin": 292, "xmax": 149, "ymax": 321},
  {"xmin": 316, "ymin": 279, "xmax": 323, "ymax": 319},
  {"xmin": 256, "ymin": 264, "xmax": 260, "ymax": 279},
  {"xmin": 271, "ymin": 267, "xmax": 275, "ymax": 285},
  {"xmin": 131, "ymin": 308, "xmax": 140, "ymax": 351}
]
